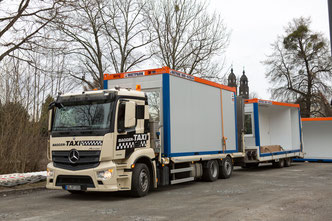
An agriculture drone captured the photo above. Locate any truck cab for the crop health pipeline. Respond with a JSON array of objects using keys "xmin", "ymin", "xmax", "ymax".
[{"xmin": 46, "ymin": 89, "xmax": 157, "ymax": 196}]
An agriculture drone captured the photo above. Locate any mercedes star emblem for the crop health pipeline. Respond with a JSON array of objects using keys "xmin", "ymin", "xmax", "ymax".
[{"xmin": 68, "ymin": 149, "xmax": 80, "ymax": 164}]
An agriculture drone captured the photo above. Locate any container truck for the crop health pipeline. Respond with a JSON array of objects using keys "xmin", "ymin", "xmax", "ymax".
[
  {"xmin": 46, "ymin": 67, "xmax": 303, "ymax": 196},
  {"xmin": 46, "ymin": 67, "xmax": 244, "ymax": 196}
]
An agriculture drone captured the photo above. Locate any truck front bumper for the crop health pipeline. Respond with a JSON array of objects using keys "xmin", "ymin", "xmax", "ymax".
[{"xmin": 46, "ymin": 161, "xmax": 132, "ymax": 192}]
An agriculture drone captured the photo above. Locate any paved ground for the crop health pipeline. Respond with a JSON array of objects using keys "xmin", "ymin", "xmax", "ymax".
[{"xmin": 0, "ymin": 162, "xmax": 331, "ymax": 221}]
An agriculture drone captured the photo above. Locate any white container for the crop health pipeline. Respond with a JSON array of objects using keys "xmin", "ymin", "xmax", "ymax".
[
  {"xmin": 104, "ymin": 67, "xmax": 239, "ymax": 157},
  {"xmin": 243, "ymin": 99, "xmax": 303, "ymax": 161},
  {"xmin": 297, "ymin": 118, "xmax": 332, "ymax": 162}
]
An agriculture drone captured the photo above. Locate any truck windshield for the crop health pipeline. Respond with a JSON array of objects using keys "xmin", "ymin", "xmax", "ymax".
[{"xmin": 52, "ymin": 102, "xmax": 113, "ymax": 131}]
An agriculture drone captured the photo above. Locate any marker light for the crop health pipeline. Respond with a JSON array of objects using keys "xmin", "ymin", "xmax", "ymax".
[
  {"xmin": 47, "ymin": 168, "xmax": 54, "ymax": 178},
  {"xmin": 136, "ymin": 85, "xmax": 141, "ymax": 91}
]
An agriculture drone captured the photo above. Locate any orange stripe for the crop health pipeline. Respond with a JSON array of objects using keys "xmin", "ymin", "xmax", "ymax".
[
  {"xmin": 103, "ymin": 66, "xmax": 236, "ymax": 93},
  {"xmin": 302, "ymin": 117, "xmax": 332, "ymax": 121},
  {"xmin": 245, "ymin": 98, "xmax": 299, "ymax": 108},
  {"xmin": 271, "ymin": 101, "xmax": 300, "ymax": 108}
]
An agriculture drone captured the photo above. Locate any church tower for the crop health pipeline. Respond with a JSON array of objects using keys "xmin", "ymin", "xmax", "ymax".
[
  {"xmin": 227, "ymin": 68, "xmax": 237, "ymax": 95},
  {"xmin": 239, "ymin": 70, "xmax": 249, "ymax": 99}
]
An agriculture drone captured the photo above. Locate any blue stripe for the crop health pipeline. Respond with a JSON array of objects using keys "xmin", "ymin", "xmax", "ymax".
[
  {"xmin": 169, "ymin": 150, "xmax": 238, "ymax": 157},
  {"xmin": 260, "ymin": 149, "xmax": 301, "ymax": 157},
  {"xmin": 293, "ymin": 158, "xmax": 332, "ymax": 162},
  {"xmin": 234, "ymin": 93, "xmax": 238, "ymax": 152},
  {"xmin": 253, "ymin": 103, "xmax": 261, "ymax": 148},
  {"xmin": 298, "ymin": 109, "xmax": 303, "ymax": 152},
  {"xmin": 162, "ymin": 74, "xmax": 171, "ymax": 157},
  {"xmin": 103, "ymin": 80, "xmax": 108, "ymax": 89}
]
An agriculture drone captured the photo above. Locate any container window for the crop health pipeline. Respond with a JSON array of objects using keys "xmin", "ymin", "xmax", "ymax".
[
  {"xmin": 244, "ymin": 114, "xmax": 253, "ymax": 135},
  {"xmin": 145, "ymin": 91, "xmax": 160, "ymax": 122}
]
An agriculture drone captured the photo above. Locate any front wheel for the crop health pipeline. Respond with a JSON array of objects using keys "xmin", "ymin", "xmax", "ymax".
[
  {"xmin": 219, "ymin": 156, "xmax": 233, "ymax": 179},
  {"xmin": 131, "ymin": 163, "xmax": 150, "ymax": 197}
]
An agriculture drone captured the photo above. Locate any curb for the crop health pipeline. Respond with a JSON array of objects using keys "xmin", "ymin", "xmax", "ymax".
[{"xmin": 0, "ymin": 186, "xmax": 46, "ymax": 196}]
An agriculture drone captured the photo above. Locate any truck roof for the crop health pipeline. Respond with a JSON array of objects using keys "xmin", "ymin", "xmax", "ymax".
[
  {"xmin": 59, "ymin": 88, "xmax": 145, "ymax": 98},
  {"xmin": 103, "ymin": 66, "xmax": 236, "ymax": 93}
]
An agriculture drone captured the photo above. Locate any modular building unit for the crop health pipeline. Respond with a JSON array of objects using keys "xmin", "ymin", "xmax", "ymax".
[
  {"xmin": 295, "ymin": 118, "xmax": 332, "ymax": 162},
  {"xmin": 243, "ymin": 99, "xmax": 303, "ymax": 164},
  {"xmin": 104, "ymin": 67, "xmax": 243, "ymax": 159}
]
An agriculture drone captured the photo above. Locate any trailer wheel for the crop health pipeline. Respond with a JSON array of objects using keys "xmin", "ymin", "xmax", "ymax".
[
  {"xmin": 203, "ymin": 160, "xmax": 219, "ymax": 182},
  {"xmin": 284, "ymin": 158, "xmax": 292, "ymax": 167},
  {"xmin": 219, "ymin": 156, "xmax": 233, "ymax": 179},
  {"xmin": 272, "ymin": 159, "xmax": 285, "ymax": 168},
  {"xmin": 131, "ymin": 163, "xmax": 150, "ymax": 197}
]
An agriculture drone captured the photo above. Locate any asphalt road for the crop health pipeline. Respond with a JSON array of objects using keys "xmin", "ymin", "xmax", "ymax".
[{"xmin": 0, "ymin": 162, "xmax": 332, "ymax": 221}]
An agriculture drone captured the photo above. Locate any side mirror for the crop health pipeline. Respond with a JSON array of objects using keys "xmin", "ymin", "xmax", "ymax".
[
  {"xmin": 118, "ymin": 101, "xmax": 136, "ymax": 132},
  {"xmin": 124, "ymin": 101, "xmax": 136, "ymax": 128},
  {"xmin": 48, "ymin": 109, "xmax": 53, "ymax": 132}
]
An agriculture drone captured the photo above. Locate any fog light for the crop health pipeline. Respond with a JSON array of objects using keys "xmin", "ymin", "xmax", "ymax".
[
  {"xmin": 97, "ymin": 169, "xmax": 113, "ymax": 180},
  {"xmin": 47, "ymin": 168, "xmax": 54, "ymax": 178}
]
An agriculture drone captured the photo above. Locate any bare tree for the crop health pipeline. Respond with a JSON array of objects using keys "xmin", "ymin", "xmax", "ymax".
[
  {"xmin": 0, "ymin": 0, "xmax": 66, "ymax": 62},
  {"xmin": 100, "ymin": 0, "xmax": 153, "ymax": 74},
  {"xmin": 50, "ymin": 0, "xmax": 107, "ymax": 89},
  {"xmin": 263, "ymin": 17, "xmax": 332, "ymax": 117},
  {"xmin": 145, "ymin": 0, "xmax": 229, "ymax": 78},
  {"xmin": 51, "ymin": 0, "xmax": 152, "ymax": 89}
]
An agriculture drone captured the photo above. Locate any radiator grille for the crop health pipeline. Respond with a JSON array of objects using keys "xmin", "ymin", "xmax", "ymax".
[{"xmin": 52, "ymin": 150, "xmax": 100, "ymax": 171}]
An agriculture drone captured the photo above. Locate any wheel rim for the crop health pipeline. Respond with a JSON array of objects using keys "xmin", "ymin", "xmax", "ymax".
[
  {"xmin": 139, "ymin": 169, "xmax": 149, "ymax": 192},
  {"xmin": 210, "ymin": 161, "xmax": 218, "ymax": 177},
  {"xmin": 225, "ymin": 160, "xmax": 232, "ymax": 175}
]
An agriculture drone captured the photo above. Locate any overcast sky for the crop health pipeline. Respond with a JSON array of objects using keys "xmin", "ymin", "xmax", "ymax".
[{"xmin": 210, "ymin": 0, "xmax": 330, "ymax": 99}]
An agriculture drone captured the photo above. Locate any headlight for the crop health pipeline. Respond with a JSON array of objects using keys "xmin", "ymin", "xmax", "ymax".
[
  {"xmin": 97, "ymin": 169, "xmax": 113, "ymax": 180},
  {"xmin": 47, "ymin": 168, "xmax": 54, "ymax": 178}
]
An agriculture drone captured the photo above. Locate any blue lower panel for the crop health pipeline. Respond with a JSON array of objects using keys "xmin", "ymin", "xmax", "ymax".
[
  {"xmin": 293, "ymin": 158, "xmax": 332, "ymax": 163},
  {"xmin": 169, "ymin": 150, "xmax": 238, "ymax": 157},
  {"xmin": 260, "ymin": 149, "xmax": 301, "ymax": 157}
]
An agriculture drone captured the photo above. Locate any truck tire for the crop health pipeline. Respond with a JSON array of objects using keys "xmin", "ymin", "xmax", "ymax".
[
  {"xmin": 203, "ymin": 160, "xmax": 219, "ymax": 182},
  {"xmin": 284, "ymin": 158, "xmax": 292, "ymax": 167},
  {"xmin": 131, "ymin": 163, "xmax": 150, "ymax": 197},
  {"xmin": 219, "ymin": 156, "xmax": 233, "ymax": 179},
  {"xmin": 272, "ymin": 159, "xmax": 284, "ymax": 168}
]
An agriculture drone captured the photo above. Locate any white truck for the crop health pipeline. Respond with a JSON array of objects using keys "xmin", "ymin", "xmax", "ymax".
[{"xmin": 46, "ymin": 67, "xmax": 303, "ymax": 196}]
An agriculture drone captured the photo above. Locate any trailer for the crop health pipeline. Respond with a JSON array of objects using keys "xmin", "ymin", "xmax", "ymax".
[
  {"xmin": 241, "ymin": 99, "xmax": 304, "ymax": 167},
  {"xmin": 46, "ymin": 67, "xmax": 244, "ymax": 196},
  {"xmin": 294, "ymin": 117, "xmax": 332, "ymax": 162}
]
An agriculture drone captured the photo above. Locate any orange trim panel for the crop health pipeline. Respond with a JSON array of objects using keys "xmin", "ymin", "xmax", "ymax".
[
  {"xmin": 245, "ymin": 98, "xmax": 300, "ymax": 108},
  {"xmin": 103, "ymin": 67, "xmax": 236, "ymax": 93},
  {"xmin": 302, "ymin": 117, "xmax": 332, "ymax": 122}
]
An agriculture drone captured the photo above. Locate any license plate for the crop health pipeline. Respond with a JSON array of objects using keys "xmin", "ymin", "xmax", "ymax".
[{"xmin": 66, "ymin": 185, "xmax": 81, "ymax": 191}]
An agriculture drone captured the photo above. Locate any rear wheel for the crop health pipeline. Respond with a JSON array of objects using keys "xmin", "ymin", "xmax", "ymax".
[
  {"xmin": 272, "ymin": 159, "xmax": 285, "ymax": 168},
  {"xmin": 284, "ymin": 158, "xmax": 292, "ymax": 167},
  {"xmin": 203, "ymin": 160, "xmax": 219, "ymax": 182},
  {"xmin": 219, "ymin": 156, "xmax": 233, "ymax": 179},
  {"xmin": 131, "ymin": 163, "xmax": 150, "ymax": 197}
]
